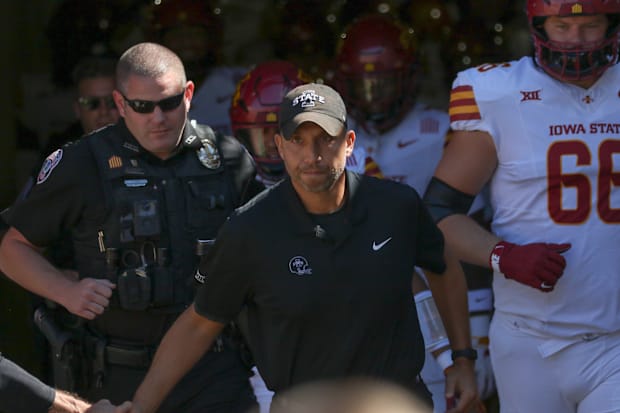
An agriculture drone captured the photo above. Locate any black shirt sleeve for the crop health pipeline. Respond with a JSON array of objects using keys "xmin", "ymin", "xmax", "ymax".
[
  {"xmin": 0, "ymin": 355, "xmax": 55, "ymax": 413},
  {"xmin": 413, "ymin": 191, "xmax": 447, "ymax": 274},
  {"xmin": 4, "ymin": 142, "xmax": 98, "ymax": 247},
  {"xmin": 194, "ymin": 215, "xmax": 251, "ymax": 322}
]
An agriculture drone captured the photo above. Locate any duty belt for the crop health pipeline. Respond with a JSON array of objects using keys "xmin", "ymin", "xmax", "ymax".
[
  {"xmin": 104, "ymin": 336, "xmax": 227, "ymax": 368},
  {"xmin": 105, "ymin": 345, "xmax": 153, "ymax": 368}
]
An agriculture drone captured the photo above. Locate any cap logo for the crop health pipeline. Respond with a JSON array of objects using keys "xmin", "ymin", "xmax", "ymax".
[
  {"xmin": 292, "ymin": 90, "xmax": 325, "ymax": 108},
  {"xmin": 571, "ymin": 3, "xmax": 583, "ymax": 14}
]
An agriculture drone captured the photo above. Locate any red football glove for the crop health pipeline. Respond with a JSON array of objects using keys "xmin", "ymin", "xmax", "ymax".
[{"xmin": 489, "ymin": 241, "xmax": 571, "ymax": 292}]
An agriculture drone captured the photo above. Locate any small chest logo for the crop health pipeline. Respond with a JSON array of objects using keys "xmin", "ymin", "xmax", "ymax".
[
  {"xmin": 520, "ymin": 89, "xmax": 541, "ymax": 102},
  {"xmin": 289, "ymin": 256, "xmax": 313, "ymax": 276}
]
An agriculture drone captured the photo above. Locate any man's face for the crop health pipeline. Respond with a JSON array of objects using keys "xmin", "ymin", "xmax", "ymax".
[
  {"xmin": 275, "ymin": 122, "xmax": 354, "ymax": 194},
  {"xmin": 74, "ymin": 76, "xmax": 119, "ymax": 133},
  {"xmin": 246, "ymin": 126, "xmax": 280, "ymax": 160},
  {"xmin": 543, "ymin": 14, "xmax": 608, "ymax": 45},
  {"xmin": 113, "ymin": 73, "xmax": 194, "ymax": 159}
]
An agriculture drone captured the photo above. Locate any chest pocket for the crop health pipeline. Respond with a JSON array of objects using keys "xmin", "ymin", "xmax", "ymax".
[{"xmin": 185, "ymin": 176, "xmax": 233, "ymax": 237}]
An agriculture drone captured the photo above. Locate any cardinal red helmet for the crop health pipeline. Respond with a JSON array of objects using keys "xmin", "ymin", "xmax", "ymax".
[
  {"xmin": 527, "ymin": 0, "xmax": 620, "ymax": 81},
  {"xmin": 334, "ymin": 14, "xmax": 418, "ymax": 133},
  {"xmin": 230, "ymin": 61, "xmax": 312, "ymax": 184},
  {"xmin": 147, "ymin": 0, "xmax": 223, "ymax": 77}
]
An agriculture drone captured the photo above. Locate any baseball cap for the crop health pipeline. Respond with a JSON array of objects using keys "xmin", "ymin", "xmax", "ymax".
[{"xmin": 279, "ymin": 83, "xmax": 347, "ymax": 139}]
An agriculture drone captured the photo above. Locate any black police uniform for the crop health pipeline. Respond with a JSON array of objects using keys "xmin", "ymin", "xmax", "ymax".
[
  {"xmin": 195, "ymin": 170, "xmax": 445, "ymax": 400},
  {"xmin": 4, "ymin": 119, "xmax": 263, "ymax": 412},
  {"xmin": 0, "ymin": 354, "xmax": 55, "ymax": 413}
]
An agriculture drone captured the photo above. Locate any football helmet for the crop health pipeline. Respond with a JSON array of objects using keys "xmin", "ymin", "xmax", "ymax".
[
  {"xmin": 527, "ymin": 0, "xmax": 620, "ymax": 81},
  {"xmin": 230, "ymin": 61, "xmax": 312, "ymax": 184},
  {"xmin": 334, "ymin": 14, "xmax": 418, "ymax": 133},
  {"xmin": 147, "ymin": 0, "xmax": 223, "ymax": 80}
]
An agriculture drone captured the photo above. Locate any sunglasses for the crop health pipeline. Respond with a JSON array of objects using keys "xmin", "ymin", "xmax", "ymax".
[
  {"xmin": 120, "ymin": 90, "xmax": 185, "ymax": 114},
  {"xmin": 77, "ymin": 95, "xmax": 116, "ymax": 111}
]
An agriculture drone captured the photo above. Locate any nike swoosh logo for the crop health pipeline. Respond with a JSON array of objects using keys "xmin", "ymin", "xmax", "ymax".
[
  {"xmin": 372, "ymin": 237, "xmax": 392, "ymax": 251},
  {"xmin": 397, "ymin": 139, "xmax": 417, "ymax": 148}
]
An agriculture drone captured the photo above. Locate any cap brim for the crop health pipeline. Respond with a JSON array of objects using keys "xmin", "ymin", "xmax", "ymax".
[{"xmin": 281, "ymin": 112, "xmax": 344, "ymax": 139}]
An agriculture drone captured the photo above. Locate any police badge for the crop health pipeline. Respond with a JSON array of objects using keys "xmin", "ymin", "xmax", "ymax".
[{"xmin": 197, "ymin": 135, "xmax": 221, "ymax": 169}]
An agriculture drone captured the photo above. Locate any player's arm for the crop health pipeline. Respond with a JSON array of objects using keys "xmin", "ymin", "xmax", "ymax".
[
  {"xmin": 424, "ymin": 244, "xmax": 478, "ymax": 413},
  {"xmin": 426, "ymin": 130, "xmax": 570, "ymax": 292},
  {"xmin": 130, "ymin": 304, "xmax": 224, "ymax": 413},
  {"xmin": 427, "ymin": 130, "xmax": 501, "ymax": 265},
  {"xmin": 0, "ymin": 227, "xmax": 115, "ymax": 320}
]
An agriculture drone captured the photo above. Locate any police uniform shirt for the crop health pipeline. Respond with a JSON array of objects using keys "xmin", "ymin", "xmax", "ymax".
[
  {"xmin": 4, "ymin": 119, "xmax": 259, "ymax": 267},
  {"xmin": 4, "ymin": 119, "xmax": 260, "ymax": 340},
  {"xmin": 0, "ymin": 354, "xmax": 55, "ymax": 413},
  {"xmin": 195, "ymin": 170, "xmax": 446, "ymax": 393}
]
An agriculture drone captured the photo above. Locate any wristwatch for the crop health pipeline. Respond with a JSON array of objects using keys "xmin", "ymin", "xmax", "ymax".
[{"xmin": 451, "ymin": 348, "xmax": 478, "ymax": 361}]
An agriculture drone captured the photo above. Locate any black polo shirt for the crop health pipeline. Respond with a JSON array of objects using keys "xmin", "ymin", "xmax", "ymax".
[{"xmin": 195, "ymin": 170, "xmax": 446, "ymax": 393}]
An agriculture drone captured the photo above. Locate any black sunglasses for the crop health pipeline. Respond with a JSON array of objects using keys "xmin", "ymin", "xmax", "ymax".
[
  {"xmin": 120, "ymin": 90, "xmax": 185, "ymax": 114},
  {"xmin": 77, "ymin": 95, "xmax": 116, "ymax": 111}
]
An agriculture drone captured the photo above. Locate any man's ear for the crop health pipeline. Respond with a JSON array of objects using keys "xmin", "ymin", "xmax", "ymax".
[
  {"xmin": 184, "ymin": 80, "xmax": 195, "ymax": 111},
  {"xmin": 73, "ymin": 100, "xmax": 81, "ymax": 120},
  {"xmin": 275, "ymin": 133, "xmax": 285, "ymax": 160},
  {"xmin": 112, "ymin": 90, "xmax": 126, "ymax": 117},
  {"xmin": 345, "ymin": 130, "xmax": 355, "ymax": 156}
]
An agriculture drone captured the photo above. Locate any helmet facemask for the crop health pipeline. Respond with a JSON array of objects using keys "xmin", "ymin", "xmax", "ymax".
[
  {"xmin": 343, "ymin": 67, "xmax": 417, "ymax": 133},
  {"xmin": 335, "ymin": 14, "xmax": 418, "ymax": 134},
  {"xmin": 235, "ymin": 127, "xmax": 285, "ymax": 182},
  {"xmin": 532, "ymin": 16, "xmax": 620, "ymax": 81}
]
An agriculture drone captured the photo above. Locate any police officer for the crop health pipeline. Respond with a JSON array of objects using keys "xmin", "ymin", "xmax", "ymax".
[
  {"xmin": 127, "ymin": 83, "xmax": 479, "ymax": 413},
  {"xmin": 0, "ymin": 43, "xmax": 262, "ymax": 412}
]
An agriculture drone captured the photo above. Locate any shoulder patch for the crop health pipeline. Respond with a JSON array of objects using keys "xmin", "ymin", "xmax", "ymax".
[{"xmin": 36, "ymin": 149, "xmax": 63, "ymax": 184}]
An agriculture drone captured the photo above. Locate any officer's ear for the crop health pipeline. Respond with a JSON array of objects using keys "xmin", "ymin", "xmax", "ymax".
[
  {"xmin": 183, "ymin": 80, "xmax": 195, "ymax": 112},
  {"xmin": 112, "ymin": 90, "xmax": 126, "ymax": 117}
]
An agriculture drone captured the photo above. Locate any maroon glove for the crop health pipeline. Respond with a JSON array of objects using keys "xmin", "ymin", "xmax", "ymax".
[{"xmin": 489, "ymin": 241, "xmax": 571, "ymax": 292}]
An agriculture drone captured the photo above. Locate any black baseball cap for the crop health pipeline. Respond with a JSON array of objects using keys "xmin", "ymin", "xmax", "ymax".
[{"xmin": 279, "ymin": 83, "xmax": 347, "ymax": 139}]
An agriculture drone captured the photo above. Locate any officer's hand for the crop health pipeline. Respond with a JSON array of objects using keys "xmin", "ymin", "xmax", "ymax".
[
  {"xmin": 489, "ymin": 241, "xmax": 571, "ymax": 292},
  {"xmin": 64, "ymin": 278, "xmax": 115, "ymax": 320}
]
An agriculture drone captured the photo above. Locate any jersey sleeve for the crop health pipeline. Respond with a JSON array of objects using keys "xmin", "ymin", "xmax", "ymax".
[
  {"xmin": 194, "ymin": 214, "xmax": 251, "ymax": 323},
  {"xmin": 0, "ymin": 355, "xmax": 55, "ymax": 413},
  {"xmin": 448, "ymin": 68, "xmax": 492, "ymax": 135},
  {"xmin": 3, "ymin": 143, "xmax": 96, "ymax": 247}
]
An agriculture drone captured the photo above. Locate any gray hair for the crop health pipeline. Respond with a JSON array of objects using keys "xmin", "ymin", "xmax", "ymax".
[{"xmin": 116, "ymin": 42, "xmax": 186, "ymax": 92}]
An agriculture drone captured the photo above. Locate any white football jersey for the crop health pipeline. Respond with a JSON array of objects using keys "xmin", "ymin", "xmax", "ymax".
[
  {"xmin": 451, "ymin": 57, "xmax": 620, "ymax": 338},
  {"xmin": 346, "ymin": 103, "xmax": 449, "ymax": 195},
  {"xmin": 189, "ymin": 66, "xmax": 248, "ymax": 136}
]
